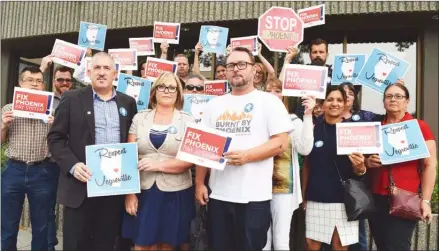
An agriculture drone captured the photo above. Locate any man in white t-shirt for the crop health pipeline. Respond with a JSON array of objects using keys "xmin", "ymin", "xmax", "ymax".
[{"xmin": 195, "ymin": 47, "xmax": 293, "ymax": 250}]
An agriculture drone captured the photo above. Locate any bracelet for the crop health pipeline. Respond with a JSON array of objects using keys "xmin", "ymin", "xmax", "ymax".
[
  {"xmin": 422, "ymin": 200, "xmax": 431, "ymax": 206},
  {"xmin": 357, "ymin": 169, "xmax": 367, "ymax": 176}
]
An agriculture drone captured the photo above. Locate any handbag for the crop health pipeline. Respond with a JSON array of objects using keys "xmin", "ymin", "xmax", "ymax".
[
  {"xmin": 334, "ymin": 160, "xmax": 375, "ymax": 221},
  {"xmin": 387, "ymin": 166, "xmax": 423, "ymax": 221},
  {"xmin": 189, "ymin": 205, "xmax": 209, "ymax": 251}
]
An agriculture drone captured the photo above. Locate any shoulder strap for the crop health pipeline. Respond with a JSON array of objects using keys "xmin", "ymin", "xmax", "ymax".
[{"xmin": 333, "ymin": 160, "xmax": 345, "ymax": 184}]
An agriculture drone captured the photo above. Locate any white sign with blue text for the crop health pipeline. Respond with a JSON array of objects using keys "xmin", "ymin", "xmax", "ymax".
[
  {"xmin": 356, "ymin": 48, "xmax": 410, "ymax": 94},
  {"xmin": 199, "ymin": 25, "xmax": 229, "ymax": 54},
  {"xmin": 379, "ymin": 120, "xmax": 430, "ymax": 165},
  {"xmin": 86, "ymin": 143, "xmax": 140, "ymax": 197},
  {"xmin": 331, "ymin": 54, "xmax": 366, "ymax": 85},
  {"xmin": 183, "ymin": 94, "xmax": 216, "ymax": 124},
  {"xmin": 78, "ymin": 21, "xmax": 107, "ymax": 51},
  {"xmin": 117, "ymin": 73, "xmax": 152, "ymax": 112}
]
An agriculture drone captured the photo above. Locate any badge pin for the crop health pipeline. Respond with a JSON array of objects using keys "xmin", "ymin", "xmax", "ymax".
[
  {"xmin": 315, "ymin": 140, "xmax": 324, "ymax": 148},
  {"xmin": 352, "ymin": 114, "xmax": 360, "ymax": 121},
  {"xmin": 244, "ymin": 103, "xmax": 254, "ymax": 113},
  {"xmin": 87, "ymin": 111, "xmax": 91, "ymax": 115},
  {"xmin": 168, "ymin": 126, "xmax": 178, "ymax": 134},
  {"xmin": 119, "ymin": 107, "xmax": 127, "ymax": 116}
]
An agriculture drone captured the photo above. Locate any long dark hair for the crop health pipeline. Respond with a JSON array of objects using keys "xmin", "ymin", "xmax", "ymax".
[{"xmin": 340, "ymin": 82, "xmax": 360, "ymax": 113}]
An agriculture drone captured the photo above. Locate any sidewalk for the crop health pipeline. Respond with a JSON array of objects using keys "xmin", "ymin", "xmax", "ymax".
[{"xmin": 17, "ymin": 229, "xmax": 63, "ymax": 250}]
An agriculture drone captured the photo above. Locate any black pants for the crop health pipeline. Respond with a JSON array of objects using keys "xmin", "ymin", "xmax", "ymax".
[
  {"xmin": 207, "ymin": 199, "xmax": 271, "ymax": 251},
  {"xmin": 63, "ymin": 195, "xmax": 130, "ymax": 251},
  {"xmin": 368, "ymin": 194, "xmax": 417, "ymax": 251}
]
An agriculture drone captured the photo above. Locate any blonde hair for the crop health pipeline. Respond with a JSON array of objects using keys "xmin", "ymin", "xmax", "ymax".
[
  {"xmin": 254, "ymin": 62, "xmax": 268, "ymax": 84},
  {"xmin": 265, "ymin": 78, "xmax": 290, "ymax": 112},
  {"xmin": 149, "ymin": 72, "xmax": 184, "ymax": 110}
]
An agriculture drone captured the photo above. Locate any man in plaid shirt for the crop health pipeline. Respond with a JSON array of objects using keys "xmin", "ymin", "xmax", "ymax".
[{"xmin": 1, "ymin": 66, "xmax": 58, "ymax": 251}]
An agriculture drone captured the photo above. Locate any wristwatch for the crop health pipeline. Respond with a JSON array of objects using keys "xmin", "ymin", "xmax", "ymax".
[{"xmin": 422, "ymin": 200, "xmax": 431, "ymax": 206}]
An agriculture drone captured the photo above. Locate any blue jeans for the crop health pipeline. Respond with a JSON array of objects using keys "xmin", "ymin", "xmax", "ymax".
[
  {"xmin": 207, "ymin": 199, "xmax": 271, "ymax": 251},
  {"xmin": 1, "ymin": 160, "xmax": 57, "ymax": 251},
  {"xmin": 47, "ymin": 164, "xmax": 60, "ymax": 251},
  {"xmin": 348, "ymin": 219, "xmax": 368, "ymax": 251}
]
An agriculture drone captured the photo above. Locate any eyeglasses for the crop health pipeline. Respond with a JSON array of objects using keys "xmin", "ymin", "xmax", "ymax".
[
  {"xmin": 225, "ymin": 61, "xmax": 254, "ymax": 71},
  {"xmin": 255, "ymin": 71, "xmax": 264, "ymax": 76},
  {"xmin": 22, "ymin": 78, "xmax": 44, "ymax": 85},
  {"xmin": 56, "ymin": 78, "xmax": 72, "ymax": 83},
  {"xmin": 156, "ymin": 85, "xmax": 178, "ymax": 93},
  {"xmin": 384, "ymin": 94, "xmax": 406, "ymax": 100},
  {"xmin": 185, "ymin": 85, "xmax": 204, "ymax": 91}
]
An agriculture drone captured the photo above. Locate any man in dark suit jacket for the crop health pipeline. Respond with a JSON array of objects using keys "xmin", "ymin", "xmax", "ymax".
[{"xmin": 47, "ymin": 52, "xmax": 137, "ymax": 251}]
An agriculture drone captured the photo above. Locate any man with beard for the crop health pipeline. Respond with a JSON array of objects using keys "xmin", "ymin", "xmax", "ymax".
[
  {"xmin": 195, "ymin": 47, "xmax": 293, "ymax": 251},
  {"xmin": 40, "ymin": 56, "xmax": 74, "ymax": 251},
  {"xmin": 48, "ymin": 52, "xmax": 137, "ymax": 251}
]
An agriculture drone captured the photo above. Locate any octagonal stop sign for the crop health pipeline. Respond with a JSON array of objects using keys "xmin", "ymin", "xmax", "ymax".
[{"xmin": 258, "ymin": 6, "xmax": 304, "ymax": 52}]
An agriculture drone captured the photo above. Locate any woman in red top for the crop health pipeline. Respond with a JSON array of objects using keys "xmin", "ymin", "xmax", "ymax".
[{"xmin": 365, "ymin": 83, "xmax": 437, "ymax": 251}]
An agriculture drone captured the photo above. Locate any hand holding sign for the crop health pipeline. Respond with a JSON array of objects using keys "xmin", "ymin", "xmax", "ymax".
[
  {"xmin": 226, "ymin": 44, "xmax": 232, "ymax": 56},
  {"xmin": 285, "ymin": 46, "xmax": 298, "ymax": 62},
  {"xmin": 366, "ymin": 154, "xmax": 382, "ymax": 168},
  {"xmin": 195, "ymin": 42, "xmax": 203, "ymax": 55},
  {"xmin": 223, "ymin": 150, "xmax": 250, "ymax": 166},
  {"xmin": 2, "ymin": 111, "xmax": 14, "ymax": 127},
  {"xmin": 302, "ymin": 95, "xmax": 316, "ymax": 115},
  {"xmin": 74, "ymin": 162, "xmax": 93, "ymax": 183},
  {"xmin": 160, "ymin": 42, "xmax": 169, "ymax": 55},
  {"xmin": 348, "ymin": 152, "xmax": 366, "ymax": 175}
]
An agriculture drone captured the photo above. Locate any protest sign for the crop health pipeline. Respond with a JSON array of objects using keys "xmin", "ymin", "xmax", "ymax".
[
  {"xmin": 230, "ymin": 36, "xmax": 258, "ymax": 56},
  {"xmin": 117, "ymin": 73, "xmax": 152, "ymax": 111},
  {"xmin": 336, "ymin": 122, "xmax": 383, "ymax": 155},
  {"xmin": 153, "ymin": 21, "xmax": 180, "ymax": 44},
  {"xmin": 331, "ymin": 54, "xmax": 366, "ymax": 85},
  {"xmin": 51, "ymin": 39, "xmax": 86, "ymax": 69},
  {"xmin": 144, "ymin": 57, "xmax": 177, "ymax": 82},
  {"xmin": 129, "ymin": 37, "xmax": 155, "ymax": 56},
  {"xmin": 86, "ymin": 143, "xmax": 140, "ymax": 197},
  {"xmin": 204, "ymin": 80, "xmax": 229, "ymax": 96},
  {"xmin": 183, "ymin": 94, "xmax": 216, "ymax": 124},
  {"xmin": 258, "ymin": 6, "xmax": 304, "ymax": 52},
  {"xmin": 199, "ymin": 25, "xmax": 229, "ymax": 54},
  {"xmin": 357, "ymin": 48, "xmax": 410, "ymax": 94},
  {"xmin": 78, "ymin": 21, "xmax": 107, "ymax": 51},
  {"xmin": 12, "ymin": 87, "xmax": 54, "ymax": 120},
  {"xmin": 108, "ymin": 49, "xmax": 138, "ymax": 71},
  {"xmin": 379, "ymin": 120, "xmax": 430, "ymax": 165},
  {"xmin": 282, "ymin": 64, "xmax": 328, "ymax": 99},
  {"xmin": 176, "ymin": 123, "xmax": 232, "ymax": 170},
  {"xmin": 298, "ymin": 4, "xmax": 325, "ymax": 28}
]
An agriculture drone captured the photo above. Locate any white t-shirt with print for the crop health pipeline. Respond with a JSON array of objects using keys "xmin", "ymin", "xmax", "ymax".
[{"xmin": 201, "ymin": 90, "xmax": 293, "ymax": 203}]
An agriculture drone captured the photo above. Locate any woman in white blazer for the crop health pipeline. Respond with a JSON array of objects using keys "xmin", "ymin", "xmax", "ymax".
[{"xmin": 263, "ymin": 78, "xmax": 315, "ymax": 250}]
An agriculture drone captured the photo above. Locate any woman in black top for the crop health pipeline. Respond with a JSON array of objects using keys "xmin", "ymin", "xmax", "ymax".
[{"xmin": 301, "ymin": 86, "xmax": 367, "ymax": 251}]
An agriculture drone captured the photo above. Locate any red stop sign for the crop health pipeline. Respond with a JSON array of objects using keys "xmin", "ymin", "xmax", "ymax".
[{"xmin": 258, "ymin": 6, "xmax": 304, "ymax": 52}]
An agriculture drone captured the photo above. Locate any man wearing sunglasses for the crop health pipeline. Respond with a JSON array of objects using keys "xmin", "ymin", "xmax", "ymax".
[
  {"xmin": 184, "ymin": 74, "xmax": 205, "ymax": 94},
  {"xmin": 40, "ymin": 55, "xmax": 74, "ymax": 251}
]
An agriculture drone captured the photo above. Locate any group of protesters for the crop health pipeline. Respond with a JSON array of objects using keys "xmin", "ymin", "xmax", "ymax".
[{"xmin": 1, "ymin": 24, "xmax": 437, "ymax": 251}]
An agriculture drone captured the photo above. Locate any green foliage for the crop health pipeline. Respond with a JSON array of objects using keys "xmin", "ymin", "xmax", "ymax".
[
  {"xmin": 1, "ymin": 144, "xmax": 7, "ymax": 171},
  {"xmin": 431, "ymin": 166, "xmax": 438, "ymax": 214}
]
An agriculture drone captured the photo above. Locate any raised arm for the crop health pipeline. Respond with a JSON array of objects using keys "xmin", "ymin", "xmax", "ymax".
[
  {"xmin": 279, "ymin": 46, "xmax": 298, "ymax": 81},
  {"xmin": 159, "ymin": 42, "xmax": 169, "ymax": 60},
  {"xmin": 257, "ymin": 42, "xmax": 275, "ymax": 80}
]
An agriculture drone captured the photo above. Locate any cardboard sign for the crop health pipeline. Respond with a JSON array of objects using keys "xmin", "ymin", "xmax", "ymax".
[
  {"xmin": 331, "ymin": 54, "xmax": 367, "ymax": 85},
  {"xmin": 153, "ymin": 21, "xmax": 180, "ymax": 44},
  {"xmin": 51, "ymin": 39, "xmax": 86, "ymax": 69},
  {"xmin": 86, "ymin": 143, "xmax": 140, "ymax": 197},
  {"xmin": 144, "ymin": 57, "xmax": 177, "ymax": 82},
  {"xmin": 379, "ymin": 120, "xmax": 430, "ymax": 165},
  {"xmin": 204, "ymin": 80, "xmax": 229, "ymax": 96},
  {"xmin": 298, "ymin": 4, "xmax": 325, "ymax": 28},
  {"xmin": 183, "ymin": 94, "xmax": 216, "ymax": 124},
  {"xmin": 199, "ymin": 25, "xmax": 229, "ymax": 54},
  {"xmin": 116, "ymin": 73, "xmax": 152, "ymax": 111},
  {"xmin": 282, "ymin": 64, "xmax": 328, "ymax": 99},
  {"xmin": 78, "ymin": 21, "xmax": 107, "ymax": 51},
  {"xmin": 336, "ymin": 122, "xmax": 383, "ymax": 155},
  {"xmin": 176, "ymin": 123, "xmax": 232, "ymax": 170},
  {"xmin": 108, "ymin": 49, "xmax": 138, "ymax": 71},
  {"xmin": 12, "ymin": 87, "xmax": 54, "ymax": 120},
  {"xmin": 129, "ymin": 37, "xmax": 155, "ymax": 56},
  {"xmin": 258, "ymin": 6, "xmax": 304, "ymax": 52},
  {"xmin": 357, "ymin": 48, "xmax": 410, "ymax": 94},
  {"xmin": 230, "ymin": 36, "xmax": 258, "ymax": 56}
]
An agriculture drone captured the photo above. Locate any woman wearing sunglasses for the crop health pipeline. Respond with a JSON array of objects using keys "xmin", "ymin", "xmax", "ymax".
[{"xmin": 184, "ymin": 74, "xmax": 205, "ymax": 94}]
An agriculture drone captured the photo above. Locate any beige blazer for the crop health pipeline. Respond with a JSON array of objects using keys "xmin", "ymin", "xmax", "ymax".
[{"xmin": 129, "ymin": 109, "xmax": 194, "ymax": 192}]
